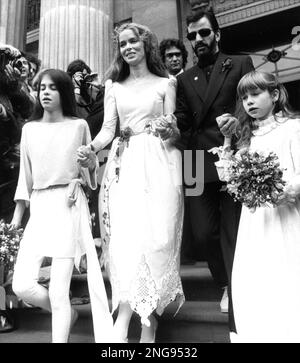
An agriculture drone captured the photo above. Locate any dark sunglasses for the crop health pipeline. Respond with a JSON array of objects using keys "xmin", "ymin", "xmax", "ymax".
[{"xmin": 186, "ymin": 28, "xmax": 213, "ymax": 41}]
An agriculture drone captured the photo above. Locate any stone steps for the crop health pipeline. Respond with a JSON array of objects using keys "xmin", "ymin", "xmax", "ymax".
[
  {"xmin": 70, "ymin": 263, "xmax": 224, "ymax": 302},
  {"xmin": 0, "ymin": 262, "xmax": 230, "ymax": 343},
  {"xmin": 69, "ymin": 262, "xmax": 229, "ymax": 343}
]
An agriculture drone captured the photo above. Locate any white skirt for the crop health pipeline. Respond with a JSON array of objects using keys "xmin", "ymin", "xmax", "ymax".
[
  {"xmin": 231, "ymin": 200, "xmax": 300, "ymax": 343},
  {"xmin": 100, "ymin": 133, "xmax": 185, "ymax": 324},
  {"xmin": 15, "ymin": 183, "xmax": 115, "ymax": 342},
  {"xmin": 20, "ymin": 186, "xmax": 85, "ymax": 258}
]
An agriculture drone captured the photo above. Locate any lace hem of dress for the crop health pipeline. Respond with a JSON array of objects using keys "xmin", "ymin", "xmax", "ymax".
[{"xmin": 109, "ymin": 255, "xmax": 185, "ymax": 326}]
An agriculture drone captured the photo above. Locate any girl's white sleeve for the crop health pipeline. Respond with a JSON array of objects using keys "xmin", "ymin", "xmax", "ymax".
[
  {"xmin": 92, "ymin": 80, "xmax": 118, "ymax": 151},
  {"xmin": 80, "ymin": 120, "xmax": 99, "ymax": 190},
  {"xmin": 14, "ymin": 126, "xmax": 33, "ymax": 203}
]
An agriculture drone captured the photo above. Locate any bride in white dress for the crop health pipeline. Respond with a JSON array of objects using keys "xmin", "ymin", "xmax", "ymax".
[
  {"xmin": 219, "ymin": 71, "xmax": 300, "ymax": 343},
  {"xmin": 78, "ymin": 23, "xmax": 185, "ymax": 343}
]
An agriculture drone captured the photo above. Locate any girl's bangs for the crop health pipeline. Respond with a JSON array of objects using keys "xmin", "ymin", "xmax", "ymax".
[{"xmin": 237, "ymin": 72, "xmax": 269, "ymax": 98}]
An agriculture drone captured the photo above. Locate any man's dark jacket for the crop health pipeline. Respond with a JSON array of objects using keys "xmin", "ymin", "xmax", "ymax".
[{"xmin": 175, "ymin": 52, "xmax": 254, "ymax": 183}]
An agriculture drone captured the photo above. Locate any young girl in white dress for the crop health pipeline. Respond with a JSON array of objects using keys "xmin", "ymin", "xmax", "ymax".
[
  {"xmin": 78, "ymin": 23, "xmax": 185, "ymax": 343},
  {"xmin": 11, "ymin": 69, "xmax": 113, "ymax": 343},
  {"xmin": 219, "ymin": 71, "xmax": 300, "ymax": 342}
]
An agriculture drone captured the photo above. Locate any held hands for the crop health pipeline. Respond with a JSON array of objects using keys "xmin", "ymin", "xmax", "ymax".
[
  {"xmin": 216, "ymin": 113, "xmax": 238, "ymax": 138},
  {"xmin": 155, "ymin": 115, "xmax": 178, "ymax": 141},
  {"xmin": 77, "ymin": 145, "xmax": 97, "ymax": 170}
]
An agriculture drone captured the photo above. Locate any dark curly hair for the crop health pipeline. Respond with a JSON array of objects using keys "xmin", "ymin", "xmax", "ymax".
[
  {"xmin": 186, "ymin": 9, "xmax": 220, "ymax": 33},
  {"xmin": 25, "ymin": 53, "xmax": 41, "ymax": 74},
  {"xmin": 105, "ymin": 23, "xmax": 168, "ymax": 82},
  {"xmin": 159, "ymin": 38, "xmax": 188, "ymax": 70},
  {"xmin": 66, "ymin": 59, "xmax": 92, "ymax": 77}
]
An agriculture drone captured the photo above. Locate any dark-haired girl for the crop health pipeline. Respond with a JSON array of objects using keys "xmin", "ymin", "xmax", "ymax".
[{"xmin": 11, "ymin": 69, "xmax": 113, "ymax": 343}]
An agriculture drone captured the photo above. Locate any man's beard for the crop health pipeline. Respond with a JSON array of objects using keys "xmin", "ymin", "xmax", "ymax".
[{"xmin": 195, "ymin": 36, "xmax": 218, "ymax": 62}]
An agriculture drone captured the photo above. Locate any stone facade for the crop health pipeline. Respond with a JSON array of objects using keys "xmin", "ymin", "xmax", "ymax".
[
  {"xmin": 0, "ymin": 0, "xmax": 299, "ymax": 85},
  {"xmin": 0, "ymin": 0, "xmax": 27, "ymax": 49},
  {"xmin": 39, "ymin": 0, "xmax": 113, "ymax": 79}
]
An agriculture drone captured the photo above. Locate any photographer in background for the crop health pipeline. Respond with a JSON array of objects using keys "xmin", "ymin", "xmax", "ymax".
[
  {"xmin": 0, "ymin": 43, "xmax": 35, "ymax": 332},
  {"xmin": 15, "ymin": 52, "xmax": 37, "ymax": 105},
  {"xmin": 0, "ymin": 44, "xmax": 35, "ymax": 216},
  {"xmin": 67, "ymin": 59, "xmax": 106, "ymax": 250},
  {"xmin": 67, "ymin": 59, "xmax": 105, "ymax": 133},
  {"xmin": 25, "ymin": 53, "xmax": 41, "ymax": 90}
]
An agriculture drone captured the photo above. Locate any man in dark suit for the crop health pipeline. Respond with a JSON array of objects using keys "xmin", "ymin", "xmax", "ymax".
[{"xmin": 174, "ymin": 9, "xmax": 254, "ymax": 332}]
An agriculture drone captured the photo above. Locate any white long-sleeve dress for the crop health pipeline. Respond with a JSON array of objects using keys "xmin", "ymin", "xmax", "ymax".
[
  {"xmin": 93, "ymin": 76, "xmax": 185, "ymax": 325},
  {"xmin": 13, "ymin": 118, "xmax": 113, "ymax": 342},
  {"xmin": 230, "ymin": 115, "xmax": 300, "ymax": 343}
]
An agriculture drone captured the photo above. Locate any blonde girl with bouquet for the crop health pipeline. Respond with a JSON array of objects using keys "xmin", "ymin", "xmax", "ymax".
[
  {"xmin": 218, "ymin": 71, "xmax": 300, "ymax": 342},
  {"xmin": 10, "ymin": 69, "xmax": 113, "ymax": 343}
]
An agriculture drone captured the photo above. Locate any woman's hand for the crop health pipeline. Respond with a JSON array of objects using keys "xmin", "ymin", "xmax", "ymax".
[
  {"xmin": 155, "ymin": 115, "xmax": 178, "ymax": 141},
  {"xmin": 77, "ymin": 145, "xmax": 96, "ymax": 169},
  {"xmin": 156, "ymin": 125, "xmax": 174, "ymax": 141},
  {"xmin": 216, "ymin": 113, "xmax": 238, "ymax": 138}
]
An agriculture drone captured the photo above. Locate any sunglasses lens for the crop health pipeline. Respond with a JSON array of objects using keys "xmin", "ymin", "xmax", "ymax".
[
  {"xmin": 187, "ymin": 28, "xmax": 212, "ymax": 41},
  {"xmin": 199, "ymin": 29, "xmax": 212, "ymax": 37},
  {"xmin": 187, "ymin": 31, "xmax": 196, "ymax": 41}
]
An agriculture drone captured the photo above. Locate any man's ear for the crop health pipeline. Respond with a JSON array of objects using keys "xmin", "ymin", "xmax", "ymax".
[{"xmin": 215, "ymin": 30, "xmax": 221, "ymax": 44}]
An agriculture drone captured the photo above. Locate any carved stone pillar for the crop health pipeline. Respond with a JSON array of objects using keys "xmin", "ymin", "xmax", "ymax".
[
  {"xmin": 39, "ymin": 0, "xmax": 113, "ymax": 80},
  {"xmin": 0, "ymin": 0, "xmax": 27, "ymax": 50}
]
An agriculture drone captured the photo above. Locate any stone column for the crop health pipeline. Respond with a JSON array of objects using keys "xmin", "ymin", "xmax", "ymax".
[
  {"xmin": 0, "ymin": 0, "xmax": 27, "ymax": 50},
  {"xmin": 39, "ymin": 0, "xmax": 113, "ymax": 80}
]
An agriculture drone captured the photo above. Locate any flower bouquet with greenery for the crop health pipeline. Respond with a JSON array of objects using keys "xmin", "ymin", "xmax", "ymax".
[
  {"xmin": 0, "ymin": 220, "xmax": 23, "ymax": 286},
  {"xmin": 210, "ymin": 147, "xmax": 287, "ymax": 212}
]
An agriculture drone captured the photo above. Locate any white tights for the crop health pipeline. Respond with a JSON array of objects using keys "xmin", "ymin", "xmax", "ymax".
[{"xmin": 12, "ymin": 246, "xmax": 74, "ymax": 343}]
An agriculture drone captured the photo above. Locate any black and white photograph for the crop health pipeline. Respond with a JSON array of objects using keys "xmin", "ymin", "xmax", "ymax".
[{"xmin": 1, "ymin": 0, "xmax": 300, "ymax": 346}]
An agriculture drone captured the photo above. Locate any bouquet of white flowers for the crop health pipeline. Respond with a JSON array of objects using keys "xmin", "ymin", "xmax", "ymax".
[
  {"xmin": 0, "ymin": 220, "xmax": 23, "ymax": 286},
  {"xmin": 210, "ymin": 147, "xmax": 287, "ymax": 212}
]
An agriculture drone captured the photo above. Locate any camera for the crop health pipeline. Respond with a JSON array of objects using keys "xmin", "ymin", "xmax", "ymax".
[
  {"xmin": 81, "ymin": 72, "xmax": 98, "ymax": 89},
  {"xmin": 12, "ymin": 59, "xmax": 23, "ymax": 72},
  {"xmin": 0, "ymin": 49, "xmax": 23, "ymax": 73}
]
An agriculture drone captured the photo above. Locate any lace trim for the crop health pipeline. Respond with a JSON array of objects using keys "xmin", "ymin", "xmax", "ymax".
[
  {"xmin": 129, "ymin": 256, "xmax": 160, "ymax": 326},
  {"xmin": 99, "ymin": 133, "xmax": 185, "ymax": 325},
  {"xmin": 107, "ymin": 201, "xmax": 185, "ymax": 325},
  {"xmin": 108, "ymin": 254, "xmax": 185, "ymax": 327}
]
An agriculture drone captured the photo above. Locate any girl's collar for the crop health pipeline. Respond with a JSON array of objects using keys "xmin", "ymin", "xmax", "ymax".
[{"xmin": 252, "ymin": 112, "xmax": 287, "ymax": 136}]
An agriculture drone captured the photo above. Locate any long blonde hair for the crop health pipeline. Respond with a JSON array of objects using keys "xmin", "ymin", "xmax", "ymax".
[
  {"xmin": 105, "ymin": 23, "xmax": 168, "ymax": 82},
  {"xmin": 235, "ymin": 71, "xmax": 296, "ymax": 148}
]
